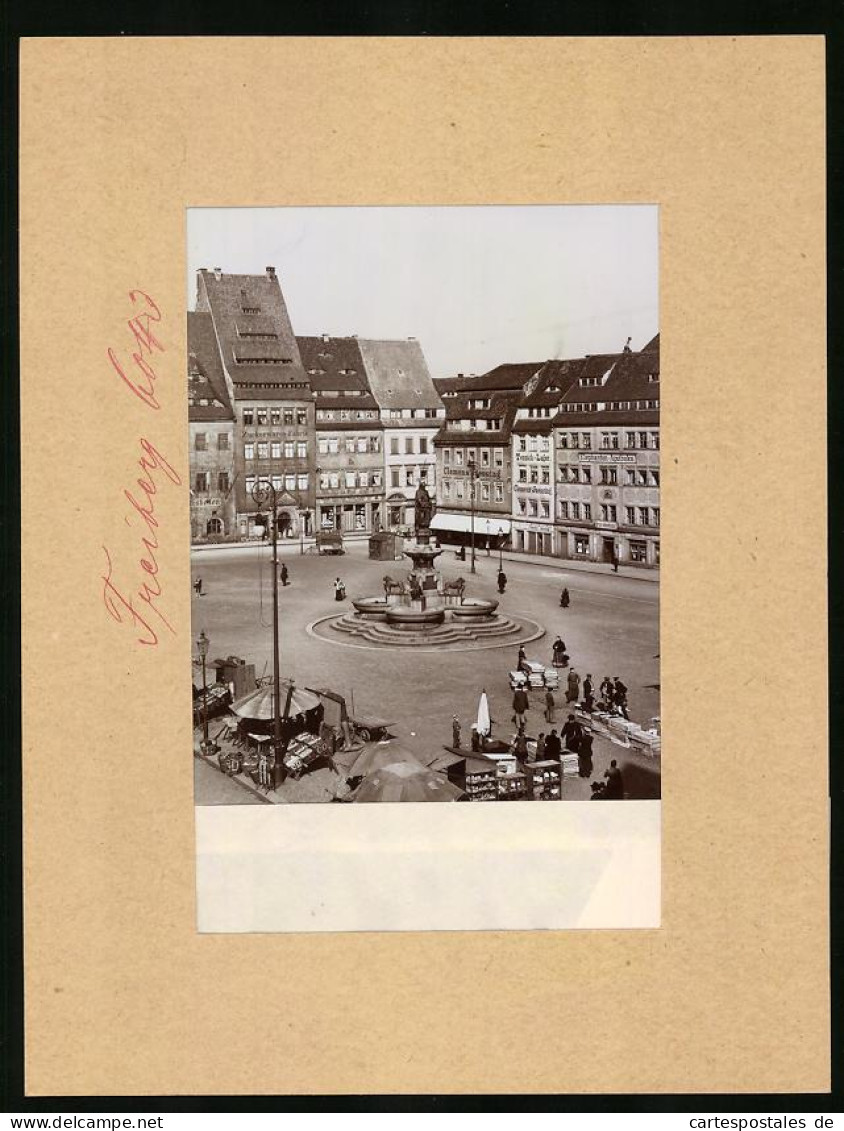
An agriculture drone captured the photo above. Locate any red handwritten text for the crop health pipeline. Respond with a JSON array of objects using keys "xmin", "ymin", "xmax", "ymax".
[
  {"xmin": 107, "ymin": 290, "xmax": 164, "ymax": 409},
  {"xmin": 101, "ymin": 438, "xmax": 182, "ymax": 646}
]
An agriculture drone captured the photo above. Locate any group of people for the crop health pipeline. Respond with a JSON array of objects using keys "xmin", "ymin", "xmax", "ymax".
[{"xmin": 532, "ymin": 715, "xmax": 595, "ymax": 778}]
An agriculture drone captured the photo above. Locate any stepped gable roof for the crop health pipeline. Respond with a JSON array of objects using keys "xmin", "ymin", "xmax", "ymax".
[
  {"xmin": 196, "ymin": 268, "xmax": 311, "ymax": 401},
  {"xmin": 356, "ymin": 338, "xmax": 443, "ymax": 409},
  {"xmin": 187, "ymin": 312, "xmax": 234, "ymax": 422}
]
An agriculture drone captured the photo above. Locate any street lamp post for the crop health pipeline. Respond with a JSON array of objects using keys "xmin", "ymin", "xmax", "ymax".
[
  {"xmin": 468, "ymin": 457, "xmax": 477, "ymax": 574},
  {"xmin": 197, "ymin": 629, "xmax": 216, "ymax": 755},
  {"xmin": 253, "ymin": 478, "xmax": 286, "ymax": 785},
  {"xmin": 299, "ymin": 509, "xmax": 308, "ymax": 555},
  {"xmin": 498, "ymin": 526, "xmax": 505, "ymax": 572}
]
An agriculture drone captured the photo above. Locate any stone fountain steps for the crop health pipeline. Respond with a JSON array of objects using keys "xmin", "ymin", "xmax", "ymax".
[{"xmin": 328, "ymin": 613, "xmax": 522, "ymax": 647}]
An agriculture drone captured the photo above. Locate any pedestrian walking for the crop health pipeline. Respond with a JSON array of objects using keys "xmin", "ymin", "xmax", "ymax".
[
  {"xmin": 613, "ymin": 677, "xmax": 629, "ymax": 720},
  {"xmin": 334, "ymin": 577, "xmax": 346, "ymax": 601},
  {"xmin": 612, "ymin": 555, "xmax": 619, "ymax": 573},
  {"xmin": 577, "ymin": 731, "xmax": 594, "ymax": 778},
  {"xmin": 560, "ymin": 587, "xmax": 570, "ymax": 608},
  {"xmin": 280, "ymin": 563, "xmax": 289, "ymax": 587},
  {"xmin": 603, "ymin": 758, "xmax": 625, "ymax": 799},
  {"xmin": 561, "ymin": 713, "xmax": 583, "ymax": 752},
  {"xmin": 497, "ymin": 569, "xmax": 507, "ymax": 594},
  {"xmin": 535, "ymin": 733, "xmax": 546, "ymax": 763},
  {"xmin": 452, "ymin": 715, "xmax": 461, "ymax": 750},
  {"xmin": 552, "ymin": 636, "xmax": 568, "ymax": 667},
  {"xmin": 193, "ymin": 577, "xmax": 204, "ymax": 596},
  {"xmin": 566, "ymin": 668, "xmax": 580, "ymax": 704},
  {"xmin": 583, "ymin": 674, "xmax": 594, "ymax": 712},
  {"xmin": 544, "ymin": 688, "xmax": 556, "ymax": 724},
  {"xmin": 512, "ymin": 686, "xmax": 529, "ymax": 730}
]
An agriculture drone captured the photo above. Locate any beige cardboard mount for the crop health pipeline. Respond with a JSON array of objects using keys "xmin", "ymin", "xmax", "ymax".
[{"xmin": 20, "ymin": 37, "xmax": 827, "ymax": 1095}]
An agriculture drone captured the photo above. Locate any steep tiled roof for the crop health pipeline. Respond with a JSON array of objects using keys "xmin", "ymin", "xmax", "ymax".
[
  {"xmin": 441, "ymin": 362, "xmax": 543, "ymax": 394},
  {"xmin": 554, "ymin": 338, "xmax": 660, "ymax": 426},
  {"xmin": 187, "ymin": 312, "xmax": 234, "ymax": 422},
  {"xmin": 297, "ymin": 336, "xmax": 380, "ymax": 412},
  {"xmin": 196, "ymin": 269, "xmax": 311, "ymax": 401},
  {"xmin": 356, "ymin": 338, "xmax": 443, "ymax": 410}
]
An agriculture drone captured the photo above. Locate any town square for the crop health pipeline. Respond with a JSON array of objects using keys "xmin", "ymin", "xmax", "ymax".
[{"xmin": 188, "ymin": 206, "xmax": 660, "ymax": 806}]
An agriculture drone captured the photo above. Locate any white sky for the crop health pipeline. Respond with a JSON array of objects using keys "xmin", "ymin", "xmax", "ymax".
[{"xmin": 187, "ymin": 206, "xmax": 658, "ymax": 380}]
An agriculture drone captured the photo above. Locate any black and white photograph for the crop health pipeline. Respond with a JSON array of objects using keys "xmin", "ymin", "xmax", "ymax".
[{"xmin": 189, "ymin": 206, "xmax": 660, "ymax": 810}]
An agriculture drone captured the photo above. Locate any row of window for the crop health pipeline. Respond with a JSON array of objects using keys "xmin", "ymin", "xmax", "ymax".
[
  {"xmin": 317, "ymin": 409, "xmax": 379, "ymax": 422},
  {"xmin": 244, "ymin": 441, "xmax": 308, "ymax": 460},
  {"xmin": 559, "ymin": 431, "xmax": 660, "ymax": 450},
  {"xmin": 390, "ymin": 435, "xmax": 430, "ymax": 455},
  {"xmin": 452, "ymin": 418, "xmax": 503, "ymax": 431},
  {"xmin": 389, "ymin": 466, "xmax": 431, "ymax": 488},
  {"xmin": 442, "ymin": 448, "xmax": 506, "ymax": 469},
  {"xmin": 195, "ymin": 472, "xmax": 230, "ymax": 493},
  {"xmin": 516, "ymin": 435, "xmax": 552, "ymax": 453},
  {"xmin": 560, "ymin": 400, "xmax": 660, "ymax": 413},
  {"xmin": 558, "ymin": 466, "xmax": 660, "ymax": 486},
  {"xmin": 319, "ymin": 436, "xmax": 382, "ymax": 456},
  {"xmin": 194, "ymin": 432, "xmax": 230, "ymax": 451},
  {"xmin": 320, "ymin": 471, "xmax": 384, "ymax": 490},
  {"xmin": 558, "ymin": 502, "xmax": 661, "ymax": 526},
  {"xmin": 518, "ymin": 466, "xmax": 551, "ymax": 485},
  {"xmin": 243, "ymin": 407, "xmax": 308, "ymax": 426},
  {"xmin": 244, "ymin": 474, "xmax": 309, "ymax": 495},
  {"xmin": 441, "ymin": 480, "xmax": 505, "ymax": 503},
  {"xmin": 517, "ymin": 498, "xmax": 551, "ymax": 519}
]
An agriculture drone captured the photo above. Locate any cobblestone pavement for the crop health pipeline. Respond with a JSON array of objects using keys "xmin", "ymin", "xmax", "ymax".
[{"xmin": 192, "ymin": 541, "xmax": 659, "ymax": 803}]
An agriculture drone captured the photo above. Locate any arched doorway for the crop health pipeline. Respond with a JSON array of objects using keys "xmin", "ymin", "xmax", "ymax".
[
  {"xmin": 277, "ymin": 510, "xmax": 293, "ymax": 537},
  {"xmin": 206, "ymin": 517, "xmax": 223, "ymax": 537}
]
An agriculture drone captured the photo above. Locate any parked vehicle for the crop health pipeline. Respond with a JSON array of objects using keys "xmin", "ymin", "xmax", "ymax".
[{"xmin": 316, "ymin": 531, "xmax": 345, "ymax": 555}]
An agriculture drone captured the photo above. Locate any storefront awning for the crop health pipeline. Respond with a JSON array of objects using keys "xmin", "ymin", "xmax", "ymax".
[{"xmin": 431, "ymin": 513, "xmax": 511, "ymax": 535}]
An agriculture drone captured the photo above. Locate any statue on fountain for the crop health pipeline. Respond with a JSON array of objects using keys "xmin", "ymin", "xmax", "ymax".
[{"xmin": 414, "ymin": 482, "xmax": 435, "ymax": 535}]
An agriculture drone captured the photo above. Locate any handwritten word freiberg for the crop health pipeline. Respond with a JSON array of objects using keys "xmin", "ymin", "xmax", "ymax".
[
  {"xmin": 101, "ymin": 438, "xmax": 182, "ymax": 647},
  {"xmin": 107, "ymin": 290, "xmax": 164, "ymax": 409}
]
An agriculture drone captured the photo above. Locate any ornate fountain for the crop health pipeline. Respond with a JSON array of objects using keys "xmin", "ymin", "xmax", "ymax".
[{"xmin": 321, "ymin": 485, "xmax": 532, "ymax": 649}]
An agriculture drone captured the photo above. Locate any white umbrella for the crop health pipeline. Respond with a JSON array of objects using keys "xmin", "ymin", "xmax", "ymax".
[{"xmin": 476, "ymin": 690, "xmax": 491, "ymax": 737}]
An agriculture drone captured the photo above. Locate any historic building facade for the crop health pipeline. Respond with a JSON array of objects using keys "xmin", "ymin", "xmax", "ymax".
[
  {"xmin": 187, "ymin": 311, "xmax": 236, "ymax": 542},
  {"xmin": 431, "ymin": 364, "xmax": 541, "ymax": 547},
  {"xmin": 356, "ymin": 338, "xmax": 444, "ymax": 531},
  {"xmin": 195, "ymin": 267, "xmax": 316, "ymax": 540},
  {"xmin": 298, "ymin": 335, "xmax": 385, "ymax": 534},
  {"xmin": 553, "ymin": 336, "xmax": 660, "ymax": 567}
]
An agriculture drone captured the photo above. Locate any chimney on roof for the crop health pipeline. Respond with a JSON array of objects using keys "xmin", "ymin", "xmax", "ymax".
[
  {"xmin": 321, "ymin": 333, "xmax": 330, "ymax": 344},
  {"xmin": 407, "ymin": 336, "xmax": 416, "ymax": 341},
  {"xmin": 266, "ymin": 266, "xmax": 276, "ymax": 279},
  {"xmin": 457, "ymin": 373, "xmax": 464, "ymax": 379},
  {"xmin": 213, "ymin": 267, "xmax": 222, "ymax": 281}
]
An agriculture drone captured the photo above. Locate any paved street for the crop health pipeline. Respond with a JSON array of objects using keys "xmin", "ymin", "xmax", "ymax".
[{"xmin": 192, "ymin": 541, "xmax": 659, "ymax": 803}]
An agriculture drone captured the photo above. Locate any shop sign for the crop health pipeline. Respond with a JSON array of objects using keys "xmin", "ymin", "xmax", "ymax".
[
  {"xmin": 442, "ymin": 466, "xmax": 501, "ymax": 479},
  {"xmin": 595, "ymin": 521, "xmax": 618, "ymax": 530},
  {"xmin": 577, "ymin": 453, "xmax": 635, "ymax": 464},
  {"xmin": 515, "ymin": 451, "xmax": 551, "ymax": 464}
]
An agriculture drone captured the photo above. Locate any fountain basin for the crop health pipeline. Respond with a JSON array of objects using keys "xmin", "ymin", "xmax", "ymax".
[
  {"xmin": 351, "ymin": 597, "xmax": 389, "ymax": 619},
  {"xmin": 385, "ymin": 606, "xmax": 446, "ymax": 628},
  {"xmin": 450, "ymin": 598, "xmax": 499, "ymax": 621}
]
